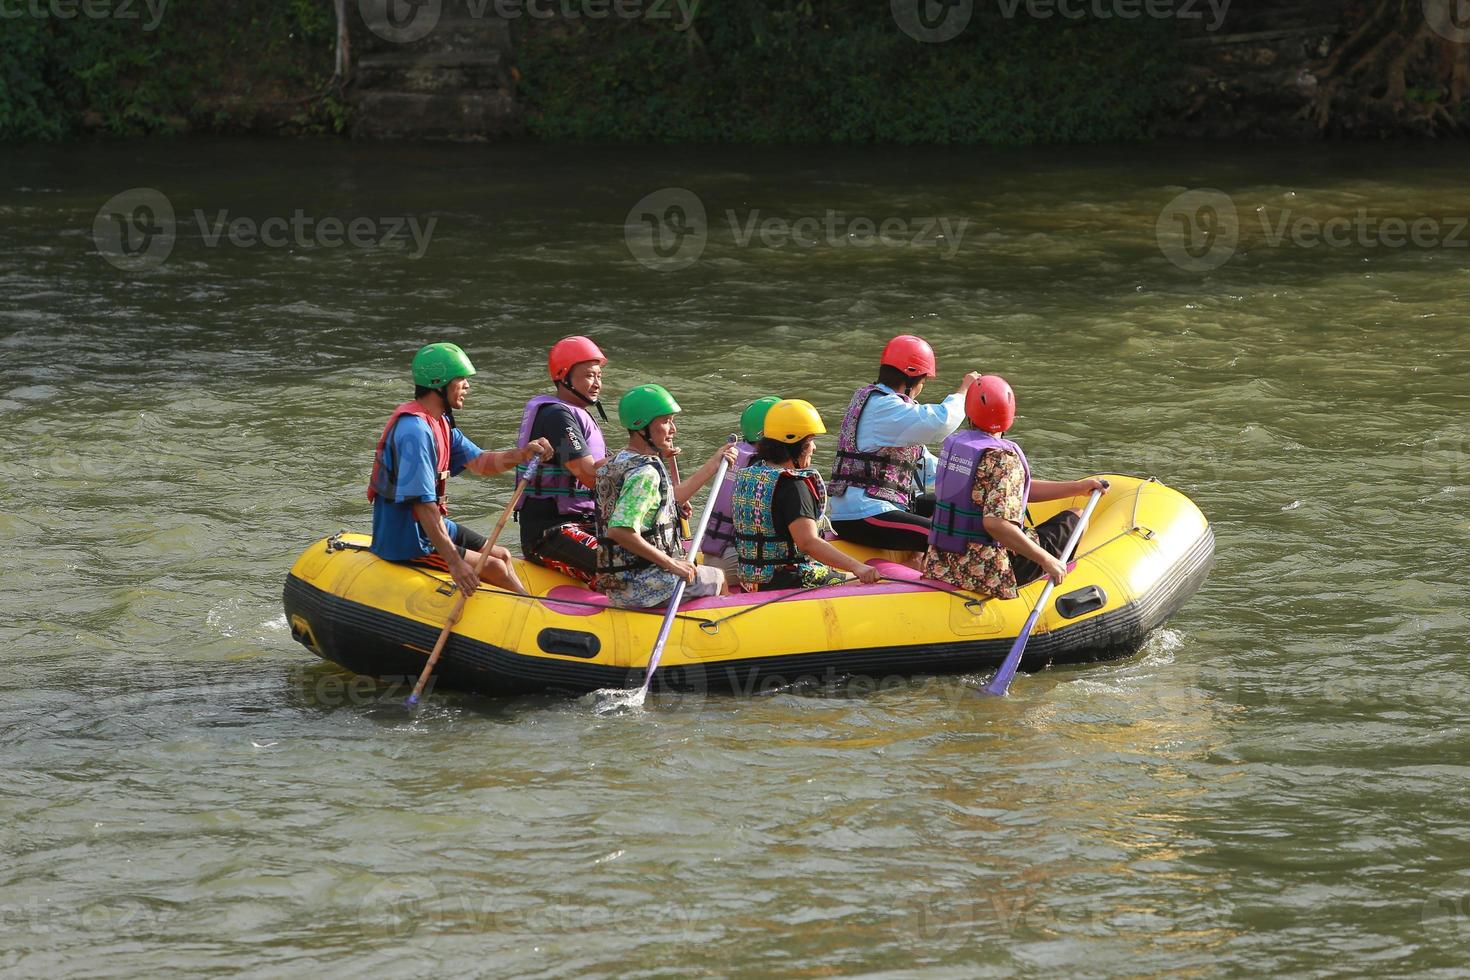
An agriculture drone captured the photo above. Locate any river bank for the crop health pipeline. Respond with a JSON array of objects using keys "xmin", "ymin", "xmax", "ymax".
[{"xmin": 4, "ymin": 0, "xmax": 1466, "ymax": 143}]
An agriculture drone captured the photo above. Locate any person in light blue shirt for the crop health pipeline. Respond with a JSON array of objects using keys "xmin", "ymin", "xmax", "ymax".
[{"xmin": 828, "ymin": 334, "xmax": 980, "ymax": 559}]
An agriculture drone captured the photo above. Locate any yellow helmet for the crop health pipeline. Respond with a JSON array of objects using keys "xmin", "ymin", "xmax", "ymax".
[{"xmin": 762, "ymin": 399, "xmax": 827, "ymax": 443}]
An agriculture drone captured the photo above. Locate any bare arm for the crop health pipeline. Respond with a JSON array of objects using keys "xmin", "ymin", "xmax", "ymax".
[
  {"xmin": 790, "ymin": 519, "xmax": 882, "ymax": 583},
  {"xmin": 566, "ymin": 454, "xmax": 599, "ymax": 490},
  {"xmin": 464, "ymin": 438, "xmax": 553, "ymax": 477},
  {"xmin": 412, "ymin": 502, "xmax": 479, "ymax": 595},
  {"xmin": 983, "ymin": 516, "xmax": 1065, "ymax": 584},
  {"xmin": 1027, "ymin": 477, "xmax": 1107, "ymax": 503},
  {"xmin": 673, "ymin": 444, "xmax": 738, "ymax": 506}
]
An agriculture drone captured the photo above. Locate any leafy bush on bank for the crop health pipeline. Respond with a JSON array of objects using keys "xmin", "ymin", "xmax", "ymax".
[
  {"xmin": 0, "ymin": 0, "xmax": 339, "ymax": 141},
  {"xmin": 518, "ymin": 4, "xmax": 1184, "ymax": 144}
]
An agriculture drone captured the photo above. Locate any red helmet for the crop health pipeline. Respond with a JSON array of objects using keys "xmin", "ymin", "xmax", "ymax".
[
  {"xmin": 966, "ymin": 375, "xmax": 1015, "ymax": 434},
  {"xmin": 548, "ymin": 336, "xmax": 607, "ymax": 382},
  {"xmin": 880, "ymin": 334, "xmax": 937, "ymax": 378}
]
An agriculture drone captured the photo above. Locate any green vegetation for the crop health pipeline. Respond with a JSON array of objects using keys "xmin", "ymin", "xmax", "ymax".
[
  {"xmin": 518, "ymin": 4, "xmax": 1185, "ymax": 144},
  {"xmin": 0, "ymin": 0, "xmax": 340, "ymax": 141}
]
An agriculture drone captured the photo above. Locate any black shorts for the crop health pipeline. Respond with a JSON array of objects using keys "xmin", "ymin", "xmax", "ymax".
[
  {"xmin": 525, "ymin": 520, "xmax": 599, "ymax": 579},
  {"xmin": 1009, "ymin": 511, "xmax": 1082, "ymax": 587},
  {"xmin": 404, "ymin": 523, "xmax": 488, "ymax": 571}
]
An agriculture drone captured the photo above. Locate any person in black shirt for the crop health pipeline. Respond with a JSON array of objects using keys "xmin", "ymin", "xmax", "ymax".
[
  {"xmin": 514, "ymin": 336, "xmax": 609, "ymax": 582},
  {"xmin": 733, "ymin": 399, "xmax": 884, "ymax": 592}
]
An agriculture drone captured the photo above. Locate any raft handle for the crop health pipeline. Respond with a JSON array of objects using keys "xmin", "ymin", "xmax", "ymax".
[
  {"xmin": 537, "ymin": 628, "xmax": 601, "ymax": 659},
  {"xmin": 1055, "ymin": 585, "xmax": 1108, "ymax": 620}
]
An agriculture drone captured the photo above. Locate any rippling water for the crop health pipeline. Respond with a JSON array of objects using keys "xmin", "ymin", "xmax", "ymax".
[{"xmin": 3, "ymin": 140, "xmax": 1468, "ymax": 976}]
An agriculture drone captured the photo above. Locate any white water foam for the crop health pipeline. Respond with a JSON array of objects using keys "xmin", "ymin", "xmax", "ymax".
[{"xmin": 587, "ymin": 686, "xmax": 647, "ymax": 715}]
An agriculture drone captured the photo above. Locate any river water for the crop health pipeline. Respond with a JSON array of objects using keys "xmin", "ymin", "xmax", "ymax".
[{"xmin": 2, "ymin": 140, "xmax": 1468, "ymax": 976}]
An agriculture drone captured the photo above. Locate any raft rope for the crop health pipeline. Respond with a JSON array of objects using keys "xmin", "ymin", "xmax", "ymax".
[{"xmin": 1070, "ymin": 476, "xmax": 1159, "ymax": 563}]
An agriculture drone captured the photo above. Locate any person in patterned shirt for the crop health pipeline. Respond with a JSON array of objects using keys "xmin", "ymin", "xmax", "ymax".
[
  {"xmin": 594, "ymin": 384, "xmax": 738, "ymax": 608},
  {"xmin": 922, "ymin": 376, "xmax": 1107, "ymax": 599}
]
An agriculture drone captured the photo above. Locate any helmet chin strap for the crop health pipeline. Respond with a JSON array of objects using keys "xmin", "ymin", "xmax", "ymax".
[
  {"xmin": 435, "ymin": 387, "xmax": 456, "ymax": 431},
  {"xmin": 557, "ymin": 378, "xmax": 608, "ymax": 423}
]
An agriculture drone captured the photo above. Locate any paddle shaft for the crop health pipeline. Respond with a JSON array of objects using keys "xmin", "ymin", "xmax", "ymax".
[
  {"xmin": 667, "ymin": 453, "xmax": 693, "ymax": 540},
  {"xmin": 638, "ymin": 436, "xmax": 738, "ymax": 697},
  {"xmin": 407, "ymin": 457, "xmax": 539, "ymax": 706},
  {"xmin": 981, "ymin": 486, "xmax": 1106, "ymax": 697}
]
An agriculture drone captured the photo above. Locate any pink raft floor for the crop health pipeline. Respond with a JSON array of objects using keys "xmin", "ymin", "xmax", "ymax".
[{"xmin": 538, "ymin": 560, "xmax": 943, "ymax": 618}]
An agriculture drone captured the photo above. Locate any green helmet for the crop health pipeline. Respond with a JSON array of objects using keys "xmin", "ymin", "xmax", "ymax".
[
  {"xmin": 412, "ymin": 343, "xmax": 476, "ymax": 388},
  {"xmin": 740, "ymin": 395, "xmax": 782, "ymax": 443},
  {"xmin": 619, "ymin": 383, "xmax": 681, "ymax": 430}
]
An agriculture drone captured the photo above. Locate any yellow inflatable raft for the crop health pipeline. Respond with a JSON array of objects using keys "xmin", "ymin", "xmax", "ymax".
[{"xmin": 283, "ymin": 475, "xmax": 1212, "ymax": 697}]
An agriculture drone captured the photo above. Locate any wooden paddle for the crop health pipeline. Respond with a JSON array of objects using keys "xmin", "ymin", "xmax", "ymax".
[
  {"xmin": 980, "ymin": 482, "xmax": 1107, "ymax": 697},
  {"xmin": 667, "ymin": 451, "xmax": 693, "ymax": 540},
  {"xmin": 406, "ymin": 456, "xmax": 540, "ymax": 709}
]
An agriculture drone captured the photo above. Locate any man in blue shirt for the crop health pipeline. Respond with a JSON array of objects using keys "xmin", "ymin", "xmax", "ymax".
[
  {"xmin": 828, "ymin": 334, "xmax": 980, "ymax": 561},
  {"xmin": 368, "ymin": 343, "xmax": 551, "ymax": 596}
]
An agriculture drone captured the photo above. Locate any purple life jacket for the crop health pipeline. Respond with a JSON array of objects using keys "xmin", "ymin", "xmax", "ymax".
[
  {"xmin": 928, "ymin": 430, "xmax": 1031, "ymax": 554},
  {"xmin": 514, "ymin": 394, "xmax": 606, "ymax": 518},
  {"xmin": 700, "ymin": 440, "xmax": 755, "ymax": 556},
  {"xmin": 827, "ymin": 384, "xmax": 924, "ymax": 507}
]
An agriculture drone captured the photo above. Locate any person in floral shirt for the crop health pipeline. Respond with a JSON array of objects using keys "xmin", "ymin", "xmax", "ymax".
[
  {"xmin": 594, "ymin": 384, "xmax": 737, "ymax": 608},
  {"xmin": 922, "ymin": 376, "xmax": 1107, "ymax": 599}
]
